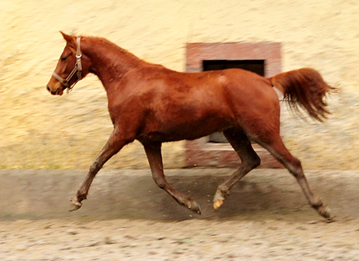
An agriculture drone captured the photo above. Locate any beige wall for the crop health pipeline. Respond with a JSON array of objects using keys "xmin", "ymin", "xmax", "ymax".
[{"xmin": 1, "ymin": 0, "xmax": 358, "ymax": 169}]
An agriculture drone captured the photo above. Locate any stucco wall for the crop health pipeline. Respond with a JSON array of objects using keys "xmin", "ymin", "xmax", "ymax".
[{"xmin": 0, "ymin": 0, "xmax": 358, "ymax": 169}]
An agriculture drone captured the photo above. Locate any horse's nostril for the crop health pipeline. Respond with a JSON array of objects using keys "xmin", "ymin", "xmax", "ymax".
[{"xmin": 47, "ymin": 86, "xmax": 51, "ymax": 92}]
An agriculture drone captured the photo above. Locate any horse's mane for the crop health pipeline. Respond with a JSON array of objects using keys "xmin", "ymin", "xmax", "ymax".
[{"xmin": 84, "ymin": 35, "xmax": 142, "ymax": 63}]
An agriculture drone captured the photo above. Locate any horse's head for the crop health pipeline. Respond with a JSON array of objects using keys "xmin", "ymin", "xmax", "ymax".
[{"xmin": 47, "ymin": 32, "xmax": 89, "ymax": 95}]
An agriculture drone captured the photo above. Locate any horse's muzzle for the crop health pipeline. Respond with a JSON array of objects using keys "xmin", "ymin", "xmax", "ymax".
[{"xmin": 47, "ymin": 85, "xmax": 64, "ymax": 96}]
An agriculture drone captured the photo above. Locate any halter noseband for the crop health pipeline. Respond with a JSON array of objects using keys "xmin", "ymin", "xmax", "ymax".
[{"xmin": 52, "ymin": 37, "xmax": 83, "ymax": 92}]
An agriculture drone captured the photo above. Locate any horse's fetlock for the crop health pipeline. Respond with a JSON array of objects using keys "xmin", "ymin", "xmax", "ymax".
[
  {"xmin": 312, "ymin": 197, "xmax": 324, "ymax": 208},
  {"xmin": 76, "ymin": 191, "xmax": 87, "ymax": 201},
  {"xmin": 218, "ymin": 185, "xmax": 230, "ymax": 197}
]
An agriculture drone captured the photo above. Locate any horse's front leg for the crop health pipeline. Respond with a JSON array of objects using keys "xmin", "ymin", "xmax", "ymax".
[
  {"xmin": 143, "ymin": 142, "xmax": 201, "ymax": 214},
  {"xmin": 70, "ymin": 127, "xmax": 130, "ymax": 211}
]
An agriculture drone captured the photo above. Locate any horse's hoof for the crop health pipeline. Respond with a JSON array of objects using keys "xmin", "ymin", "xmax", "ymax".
[
  {"xmin": 213, "ymin": 186, "xmax": 228, "ymax": 210},
  {"xmin": 195, "ymin": 202, "xmax": 202, "ymax": 214},
  {"xmin": 188, "ymin": 201, "xmax": 202, "ymax": 215},
  {"xmin": 213, "ymin": 200, "xmax": 223, "ymax": 210},
  {"xmin": 69, "ymin": 198, "xmax": 82, "ymax": 212},
  {"xmin": 319, "ymin": 205, "xmax": 334, "ymax": 221}
]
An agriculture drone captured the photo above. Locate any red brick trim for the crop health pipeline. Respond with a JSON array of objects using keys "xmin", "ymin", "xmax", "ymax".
[{"xmin": 185, "ymin": 42, "xmax": 283, "ymax": 168}]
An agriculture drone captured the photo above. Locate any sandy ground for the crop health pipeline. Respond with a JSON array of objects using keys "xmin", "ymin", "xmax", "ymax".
[
  {"xmin": 1, "ymin": 168, "xmax": 359, "ymax": 260},
  {"xmin": 1, "ymin": 217, "xmax": 359, "ymax": 260}
]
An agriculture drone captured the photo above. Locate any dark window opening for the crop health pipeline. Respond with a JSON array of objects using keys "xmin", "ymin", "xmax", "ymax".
[
  {"xmin": 203, "ymin": 60, "xmax": 265, "ymax": 143},
  {"xmin": 203, "ymin": 60, "xmax": 265, "ymax": 76}
]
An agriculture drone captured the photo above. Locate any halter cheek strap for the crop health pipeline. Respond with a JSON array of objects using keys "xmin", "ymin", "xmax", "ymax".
[{"xmin": 52, "ymin": 37, "xmax": 82, "ymax": 92}]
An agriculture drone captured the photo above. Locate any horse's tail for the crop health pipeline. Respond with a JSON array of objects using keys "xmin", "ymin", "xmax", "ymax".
[{"xmin": 269, "ymin": 68, "xmax": 336, "ymax": 122}]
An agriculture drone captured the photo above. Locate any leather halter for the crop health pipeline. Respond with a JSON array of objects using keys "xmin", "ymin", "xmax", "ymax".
[{"xmin": 52, "ymin": 37, "xmax": 82, "ymax": 92}]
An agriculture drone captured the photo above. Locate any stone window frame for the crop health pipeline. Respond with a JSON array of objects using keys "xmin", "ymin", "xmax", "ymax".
[{"xmin": 185, "ymin": 42, "xmax": 283, "ymax": 168}]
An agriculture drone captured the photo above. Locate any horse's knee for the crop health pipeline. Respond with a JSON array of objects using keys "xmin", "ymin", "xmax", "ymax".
[
  {"xmin": 288, "ymin": 157, "xmax": 304, "ymax": 178},
  {"xmin": 89, "ymin": 159, "xmax": 102, "ymax": 173},
  {"xmin": 292, "ymin": 157, "xmax": 302, "ymax": 170},
  {"xmin": 153, "ymin": 176, "xmax": 166, "ymax": 189}
]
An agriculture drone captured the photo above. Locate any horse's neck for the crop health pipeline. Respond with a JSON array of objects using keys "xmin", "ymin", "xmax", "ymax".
[{"xmin": 83, "ymin": 37, "xmax": 143, "ymax": 90}]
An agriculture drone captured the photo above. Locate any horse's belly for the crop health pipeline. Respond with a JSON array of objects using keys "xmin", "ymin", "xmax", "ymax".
[{"xmin": 139, "ymin": 114, "xmax": 232, "ymax": 143}]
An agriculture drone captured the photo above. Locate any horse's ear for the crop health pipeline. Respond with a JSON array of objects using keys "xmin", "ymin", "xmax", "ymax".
[{"xmin": 60, "ymin": 31, "xmax": 76, "ymax": 48}]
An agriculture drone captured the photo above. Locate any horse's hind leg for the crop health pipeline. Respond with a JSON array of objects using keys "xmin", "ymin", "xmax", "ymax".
[
  {"xmin": 143, "ymin": 141, "xmax": 201, "ymax": 214},
  {"xmin": 213, "ymin": 128, "xmax": 261, "ymax": 209},
  {"xmin": 258, "ymin": 136, "xmax": 333, "ymax": 221}
]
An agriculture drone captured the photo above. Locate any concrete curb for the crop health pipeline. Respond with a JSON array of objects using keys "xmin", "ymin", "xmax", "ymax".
[{"xmin": 0, "ymin": 169, "xmax": 358, "ymax": 221}]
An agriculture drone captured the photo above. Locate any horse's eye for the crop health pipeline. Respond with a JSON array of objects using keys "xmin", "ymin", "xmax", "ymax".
[{"xmin": 61, "ymin": 56, "xmax": 68, "ymax": 62}]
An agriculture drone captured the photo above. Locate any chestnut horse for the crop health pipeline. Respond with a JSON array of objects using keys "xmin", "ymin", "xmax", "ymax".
[{"xmin": 47, "ymin": 32, "xmax": 335, "ymax": 220}]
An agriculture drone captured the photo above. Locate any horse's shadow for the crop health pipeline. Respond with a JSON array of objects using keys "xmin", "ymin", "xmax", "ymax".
[
  {"xmin": 136, "ymin": 175, "xmax": 313, "ymax": 222},
  {"xmin": 75, "ymin": 171, "xmax": 357, "ymax": 222}
]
